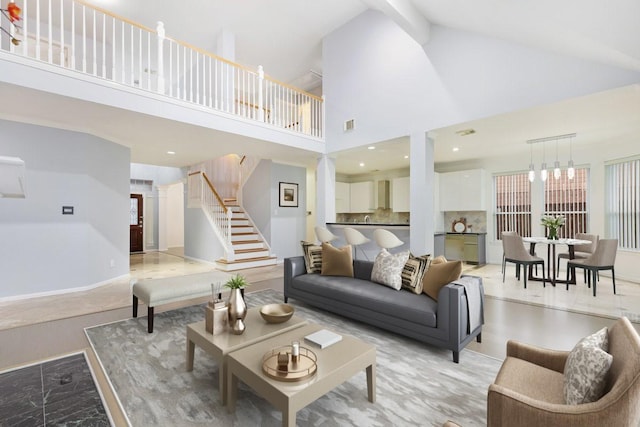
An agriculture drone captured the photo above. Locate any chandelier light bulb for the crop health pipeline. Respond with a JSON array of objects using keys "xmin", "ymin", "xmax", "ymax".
[
  {"xmin": 528, "ymin": 164, "xmax": 535, "ymax": 182},
  {"xmin": 567, "ymin": 160, "xmax": 575, "ymax": 180},
  {"xmin": 553, "ymin": 161, "xmax": 561, "ymax": 179},
  {"xmin": 540, "ymin": 162, "xmax": 548, "ymax": 182}
]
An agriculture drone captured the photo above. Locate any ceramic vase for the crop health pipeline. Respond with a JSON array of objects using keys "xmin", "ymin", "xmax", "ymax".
[{"xmin": 227, "ymin": 288, "xmax": 247, "ymax": 335}]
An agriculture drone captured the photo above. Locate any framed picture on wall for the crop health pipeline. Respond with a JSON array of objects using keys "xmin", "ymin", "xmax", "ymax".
[{"xmin": 279, "ymin": 182, "xmax": 299, "ymax": 207}]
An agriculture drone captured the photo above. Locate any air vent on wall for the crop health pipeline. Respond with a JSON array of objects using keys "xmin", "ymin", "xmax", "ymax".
[{"xmin": 344, "ymin": 119, "xmax": 355, "ymax": 132}]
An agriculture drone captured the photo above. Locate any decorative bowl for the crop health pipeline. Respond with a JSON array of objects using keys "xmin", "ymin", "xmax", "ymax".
[{"xmin": 260, "ymin": 304, "xmax": 294, "ymax": 324}]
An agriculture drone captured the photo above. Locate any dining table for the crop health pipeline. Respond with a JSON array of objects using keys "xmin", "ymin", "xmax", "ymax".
[{"xmin": 522, "ymin": 237, "xmax": 592, "ymax": 287}]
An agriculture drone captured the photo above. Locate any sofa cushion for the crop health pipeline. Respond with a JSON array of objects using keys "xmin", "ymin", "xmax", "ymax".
[
  {"xmin": 321, "ymin": 243, "xmax": 354, "ymax": 277},
  {"xmin": 494, "ymin": 357, "xmax": 566, "ymax": 404},
  {"xmin": 371, "ymin": 249, "xmax": 410, "ymax": 290},
  {"xmin": 401, "ymin": 254, "xmax": 431, "ymax": 294},
  {"xmin": 423, "ymin": 260, "xmax": 463, "ymax": 301},
  {"xmin": 290, "ymin": 273, "xmax": 438, "ymax": 328},
  {"xmin": 301, "ymin": 241, "xmax": 323, "ymax": 274},
  {"xmin": 564, "ymin": 327, "xmax": 612, "ymax": 404}
]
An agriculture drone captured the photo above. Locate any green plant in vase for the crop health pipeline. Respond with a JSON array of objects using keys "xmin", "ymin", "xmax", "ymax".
[
  {"xmin": 225, "ymin": 274, "xmax": 250, "ymax": 334},
  {"xmin": 540, "ymin": 215, "xmax": 565, "ymax": 240}
]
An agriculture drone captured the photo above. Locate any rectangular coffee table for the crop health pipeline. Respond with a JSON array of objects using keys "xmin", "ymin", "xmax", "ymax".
[
  {"xmin": 226, "ymin": 323, "xmax": 376, "ymax": 427},
  {"xmin": 186, "ymin": 306, "xmax": 307, "ymax": 405}
]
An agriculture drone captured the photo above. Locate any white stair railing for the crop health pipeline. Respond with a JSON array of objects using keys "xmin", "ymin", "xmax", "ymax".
[
  {"xmin": 188, "ymin": 171, "xmax": 234, "ymax": 261},
  {"xmin": 1, "ymin": 0, "xmax": 324, "ymax": 139}
]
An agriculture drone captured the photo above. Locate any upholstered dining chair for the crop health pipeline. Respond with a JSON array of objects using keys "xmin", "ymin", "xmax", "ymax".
[
  {"xmin": 557, "ymin": 232, "xmax": 599, "ymax": 277},
  {"xmin": 501, "ymin": 231, "xmax": 517, "ymax": 275},
  {"xmin": 566, "ymin": 239, "xmax": 618, "ymax": 297},
  {"xmin": 373, "ymin": 229, "xmax": 403, "ymax": 250},
  {"xmin": 314, "ymin": 226, "xmax": 338, "ymax": 244},
  {"xmin": 502, "ymin": 233, "xmax": 546, "ymax": 288},
  {"xmin": 343, "ymin": 227, "xmax": 370, "ymax": 260}
]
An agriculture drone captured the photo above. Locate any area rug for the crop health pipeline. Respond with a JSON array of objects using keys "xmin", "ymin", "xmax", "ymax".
[
  {"xmin": 0, "ymin": 351, "xmax": 112, "ymax": 426},
  {"xmin": 86, "ymin": 289, "xmax": 501, "ymax": 426}
]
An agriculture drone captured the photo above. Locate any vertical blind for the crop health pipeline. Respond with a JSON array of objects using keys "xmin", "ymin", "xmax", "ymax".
[
  {"xmin": 544, "ymin": 168, "xmax": 589, "ymax": 239},
  {"xmin": 494, "ymin": 173, "xmax": 531, "ymax": 239},
  {"xmin": 606, "ymin": 158, "xmax": 640, "ymax": 250}
]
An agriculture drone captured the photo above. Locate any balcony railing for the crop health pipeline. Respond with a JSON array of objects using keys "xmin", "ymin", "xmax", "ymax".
[{"xmin": 0, "ymin": 0, "xmax": 324, "ymax": 139}]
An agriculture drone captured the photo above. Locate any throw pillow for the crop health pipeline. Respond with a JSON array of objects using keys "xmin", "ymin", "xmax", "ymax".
[
  {"xmin": 301, "ymin": 241, "xmax": 323, "ymax": 274},
  {"xmin": 564, "ymin": 327, "xmax": 612, "ymax": 405},
  {"xmin": 422, "ymin": 259, "xmax": 462, "ymax": 301},
  {"xmin": 320, "ymin": 243, "xmax": 354, "ymax": 277},
  {"xmin": 401, "ymin": 254, "xmax": 431, "ymax": 294},
  {"xmin": 371, "ymin": 249, "xmax": 410, "ymax": 290}
]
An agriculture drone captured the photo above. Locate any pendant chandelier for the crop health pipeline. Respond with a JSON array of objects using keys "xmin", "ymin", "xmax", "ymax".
[{"xmin": 526, "ymin": 133, "xmax": 576, "ymax": 182}]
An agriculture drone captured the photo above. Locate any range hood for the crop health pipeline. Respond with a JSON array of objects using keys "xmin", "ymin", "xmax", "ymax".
[
  {"xmin": 0, "ymin": 156, "xmax": 26, "ymax": 198},
  {"xmin": 377, "ymin": 180, "xmax": 389, "ymax": 209}
]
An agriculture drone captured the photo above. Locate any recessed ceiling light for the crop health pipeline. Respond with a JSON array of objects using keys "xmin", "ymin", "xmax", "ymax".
[
  {"xmin": 452, "ymin": 147, "xmax": 459, "ymax": 152},
  {"xmin": 404, "ymin": 155, "xmax": 409, "ymax": 159},
  {"xmin": 167, "ymin": 151, "xmax": 176, "ymax": 155},
  {"xmin": 367, "ymin": 146, "xmax": 375, "ymax": 150},
  {"xmin": 359, "ymin": 162, "xmax": 365, "ymax": 167}
]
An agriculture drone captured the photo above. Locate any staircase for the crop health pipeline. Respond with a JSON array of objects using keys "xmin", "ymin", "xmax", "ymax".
[{"xmin": 215, "ymin": 199, "xmax": 277, "ymax": 271}]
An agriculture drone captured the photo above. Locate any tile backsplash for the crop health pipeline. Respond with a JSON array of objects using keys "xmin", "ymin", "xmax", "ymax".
[
  {"xmin": 336, "ymin": 208, "xmax": 410, "ymax": 224},
  {"xmin": 444, "ymin": 211, "xmax": 487, "ymax": 233}
]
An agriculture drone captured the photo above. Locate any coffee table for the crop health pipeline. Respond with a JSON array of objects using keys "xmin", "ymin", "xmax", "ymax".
[
  {"xmin": 186, "ymin": 306, "xmax": 307, "ymax": 405},
  {"xmin": 226, "ymin": 323, "xmax": 376, "ymax": 427}
]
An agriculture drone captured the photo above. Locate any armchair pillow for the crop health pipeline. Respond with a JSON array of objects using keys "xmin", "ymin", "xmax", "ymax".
[{"xmin": 564, "ymin": 327, "xmax": 612, "ymax": 405}]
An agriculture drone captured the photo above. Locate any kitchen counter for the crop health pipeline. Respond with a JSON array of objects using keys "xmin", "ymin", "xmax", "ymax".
[
  {"xmin": 327, "ymin": 222, "xmax": 409, "ymax": 228},
  {"xmin": 445, "ymin": 232, "xmax": 487, "ymax": 235}
]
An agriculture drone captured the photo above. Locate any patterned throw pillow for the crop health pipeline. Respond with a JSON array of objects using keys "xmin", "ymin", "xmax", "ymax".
[
  {"xmin": 301, "ymin": 241, "xmax": 323, "ymax": 274},
  {"xmin": 564, "ymin": 327, "xmax": 612, "ymax": 405},
  {"xmin": 401, "ymin": 254, "xmax": 431, "ymax": 294},
  {"xmin": 371, "ymin": 249, "xmax": 410, "ymax": 290}
]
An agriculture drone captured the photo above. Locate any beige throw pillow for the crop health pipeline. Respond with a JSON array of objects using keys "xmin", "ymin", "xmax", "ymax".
[
  {"xmin": 371, "ymin": 249, "xmax": 410, "ymax": 290},
  {"xmin": 401, "ymin": 254, "xmax": 431, "ymax": 294},
  {"xmin": 422, "ymin": 259, "xmax": 462, "ymax": 301},
  {"xmin": 564, "ymin": 327, "xmax": 612, "ymax": 405},
  {"xmin": 301, "ymin": 241, "xmax": 323, "ymax": 274},
  {"xmin": 320, "ymin": 243, "xmax": 354, "ymax": 277}
]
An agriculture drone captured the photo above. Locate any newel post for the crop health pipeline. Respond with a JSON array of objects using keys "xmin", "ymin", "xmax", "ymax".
[
  {"xmin": 257, "ymin": 65, "xmax": 265, "ymax": 122},
  {"xmin": 156, "ymin": 21, "xmax": 166, "ymax": 94}
]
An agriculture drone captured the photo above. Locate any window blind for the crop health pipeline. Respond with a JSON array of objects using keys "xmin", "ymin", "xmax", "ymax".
[
  {"xmin": 544, "ymin": 168, "xmax": 589, "ymax": 239},
  {"xmin": 494, "ymin": 173, "xmax": 531, "ymax": 239},
  {"xmin": 606, "ymin": 159, "xmax": 640, "ymax": 250}
]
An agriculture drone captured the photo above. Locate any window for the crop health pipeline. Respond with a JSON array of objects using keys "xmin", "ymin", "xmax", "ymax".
[
  {"xmin": 606, "ymin": 158, "xmax": 640, "ymax": 250},
  {"xmin": 494, "ymin": 173, "xmax": 531, "ymax": 239},
  {"xmin": 544, "ymin": 168, "xmax": 589, "ymax": 239}
]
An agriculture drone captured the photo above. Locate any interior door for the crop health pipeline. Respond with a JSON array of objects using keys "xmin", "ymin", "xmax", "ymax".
[{"xmin": 130, "ymin": 194, "xmax": 144, "ymax": 253}]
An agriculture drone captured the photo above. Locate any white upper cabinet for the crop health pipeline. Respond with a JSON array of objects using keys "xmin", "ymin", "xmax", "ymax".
[
  {"xmin": 392, "ymin": 177, "xmax": 410, "ymax": 212},
  {"xmin": 349, "ymin": 181, "xmax": 374, "ymax": 212},
  {"xmin": 439, "ymin": 169, "xmax": 488, "ymax": 211},
  {"xmin": 335, "ymin": 181, "xmax": 350, "ymax": 213}
]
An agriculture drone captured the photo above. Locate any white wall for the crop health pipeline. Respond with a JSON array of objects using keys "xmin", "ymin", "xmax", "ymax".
[
  {"xmin": 0, "ymin": 120, "xmax": 130, "ymax": 299},
  {"xmin": 167, "ymin": 181, "xmax": 184, "ymax": 248}
]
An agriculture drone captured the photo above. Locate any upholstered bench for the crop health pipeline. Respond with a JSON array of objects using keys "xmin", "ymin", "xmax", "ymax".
[{"xmin": 132, "ymin": 272, "xmax": 227, "ymax": 333}]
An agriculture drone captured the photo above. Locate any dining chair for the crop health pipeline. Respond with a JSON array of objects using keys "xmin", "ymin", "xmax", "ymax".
[
  {"xmin": 501, "ymin": 231, "xmax": 517, "ymax": 275},
  {"xmin": 502, "ymin": 233, "xmax": 546, "ymax": 288},
  {"xmin": 343, "ymin": 227, "xmax": 370, "ymax": 260},
  {"xmin": 556, "ymin": 233, "xmax": 599, "ymax": 278},
  {"xmin": 314, "ymin": 226, "xmax": 338, "ymax": 244},
  {"xmin": 566, "ymin": 239, "xmax": 618, "ymax": 297}
]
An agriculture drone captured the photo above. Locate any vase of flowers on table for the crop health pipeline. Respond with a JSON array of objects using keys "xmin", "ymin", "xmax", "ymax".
[
  {"xmin": 541, "ymin": 215, "xmax": 565, "ymax": 240},
  {"xmin": 225, "ymin": 274, "xmax": 250, "ymax": 335}
]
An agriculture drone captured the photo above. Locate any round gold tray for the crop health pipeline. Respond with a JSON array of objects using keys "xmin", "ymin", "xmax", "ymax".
[{"xmin": 262, "ymin": 345, "xmax": 317, "ymax": 382}]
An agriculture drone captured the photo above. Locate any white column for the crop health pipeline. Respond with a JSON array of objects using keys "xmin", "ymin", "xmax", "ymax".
[
  {"xmin": 315, "ymin": 155, "xmax": 337, "ymax": 227},
  {"xmin": 409, "ymin": 132, "xmax": 435, "ymax": 256},
  {"xmin": 157, "ymin": 184, "xmax": 169, "ymax": 251}
]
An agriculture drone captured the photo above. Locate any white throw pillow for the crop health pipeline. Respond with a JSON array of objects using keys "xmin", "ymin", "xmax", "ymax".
[
  {"xmin": 564, "ymin": 327, "xmax": 612, "ymax": 405},
  {"xmin": 371, "ymin": 249, "xmax": 410, "ymax": 290}
]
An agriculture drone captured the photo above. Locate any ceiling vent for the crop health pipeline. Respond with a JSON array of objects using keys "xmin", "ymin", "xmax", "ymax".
[{"xmin": 344, "ymin": 119, "xmax": 356, "ymax": 132}]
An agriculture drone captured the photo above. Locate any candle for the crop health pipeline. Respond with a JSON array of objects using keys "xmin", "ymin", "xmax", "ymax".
[{"xmin": 292, "ymin": 341, "xmax": 300, "ymax": 358}]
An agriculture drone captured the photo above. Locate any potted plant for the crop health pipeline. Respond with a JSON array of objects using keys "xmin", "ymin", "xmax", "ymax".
[
  {"xmin": 225, "ymin": 274, "xmax": 250, "ymax": 334},
  {"xmin": 540, "ymin": 215, "xmax": 565, "ymax": 240}
]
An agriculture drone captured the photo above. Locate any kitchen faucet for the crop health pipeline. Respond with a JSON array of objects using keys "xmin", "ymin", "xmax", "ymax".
[{"xmin": 364, "ymin": 215, "xmax": 371, "ymax": 224}]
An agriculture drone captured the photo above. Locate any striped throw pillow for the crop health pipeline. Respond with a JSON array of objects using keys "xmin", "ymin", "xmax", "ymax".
[
  {"xmin": 401, "ymin": 254, "xmax": 431, "ymax": 294},
  {"xmin": 301, "ymin": 241, "xmax": 323, "ymax": 274}
]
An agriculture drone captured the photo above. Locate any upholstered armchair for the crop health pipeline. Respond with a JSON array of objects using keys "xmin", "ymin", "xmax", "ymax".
[{"xmin": 487, "ymin": 317, "xmax": 640, "ymax": 426}]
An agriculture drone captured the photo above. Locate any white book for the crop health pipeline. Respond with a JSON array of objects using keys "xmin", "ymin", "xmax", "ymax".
[{"xmin": 304, "ymin": 329, "xmax": 342, "ymax": 349}]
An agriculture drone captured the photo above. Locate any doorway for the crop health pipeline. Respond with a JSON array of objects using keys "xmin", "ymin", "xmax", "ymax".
[{"xmin": 130, "ymin": 194, "xmax": 144, "ymax": 253}]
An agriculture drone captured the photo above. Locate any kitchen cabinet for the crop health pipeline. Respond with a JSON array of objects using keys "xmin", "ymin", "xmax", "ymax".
[
  {"xmin": 392, "ymin": 176, "xmax": 410, "ymax": 212},
  {"xmin": 444, "ymin": 233, "xmax": 486, "ymax": 265},
  {"xmin": 349, "ymin": 181, "xmax": 374, "ymax": 212},
  {"xmin": 335, "ymin": 181, "xmax": 350, "ymax": 213},
  {"xmin": 439, "ymin": 169, "xmax": 488, "ymax": 211}
]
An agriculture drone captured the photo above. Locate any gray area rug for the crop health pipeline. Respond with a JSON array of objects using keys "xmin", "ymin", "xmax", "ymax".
[{"xmin": 86, "ymin": 289, "xmax": 500, "ymax": 426}]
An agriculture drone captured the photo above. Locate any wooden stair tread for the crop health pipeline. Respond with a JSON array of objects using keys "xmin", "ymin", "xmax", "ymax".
[
  {"xmin": 231, "ymin": 225, "xmax": 253, "ymax": 228},
  {"xmin": 231, "ymin": 232, "xmax": 258, "ymax": 236},
  {"xmin": 216, "ymin": 256, "xmax": 277, "ymax": 264},
  {"xmin": 234, "ymin": 248, "xmax": 267, "ymax": 254},
  {"xmin": 232, "ymin": 240, "xmax": 262, "ymax": 245}
]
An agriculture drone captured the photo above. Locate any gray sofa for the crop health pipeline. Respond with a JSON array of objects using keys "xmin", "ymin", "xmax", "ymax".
[{"xmin": 284, "ymin": 256, "xmax": 484, "ymax": 363}]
